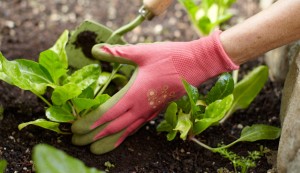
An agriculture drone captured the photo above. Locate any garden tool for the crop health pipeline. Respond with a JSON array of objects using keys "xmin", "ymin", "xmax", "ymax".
[{"xmin": 66, "ymin": 0, "xmax": 174, "ymax": 69}]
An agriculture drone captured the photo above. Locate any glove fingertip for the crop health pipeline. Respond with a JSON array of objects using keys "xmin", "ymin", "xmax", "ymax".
[
  {"xmin": 71, "ymin": 120, "xmax": 93, "ymax": 135},
  {"xmin": 92, "ymin": 44, "xmax": 114, "ymax": 61},
  {"xmin": 92, "ymin": 44, "xmax": 136, "ymax": 65},
  {"xmin": 89, "ymin": 131, "xmax": 124, "ymax": 155}
]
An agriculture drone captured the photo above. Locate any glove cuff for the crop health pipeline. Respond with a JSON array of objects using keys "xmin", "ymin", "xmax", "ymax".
[{"xmin": 173, "ymin": 30, "xmax": 239, "ymax": 86}]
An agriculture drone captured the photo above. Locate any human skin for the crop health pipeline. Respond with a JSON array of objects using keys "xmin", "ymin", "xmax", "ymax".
[{"xmin": 220, "ymin": 0, "xmax": 300, "ymax": 65}]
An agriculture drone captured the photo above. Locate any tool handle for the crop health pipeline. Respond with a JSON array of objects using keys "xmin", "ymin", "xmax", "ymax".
[{"xmin": 143, "ymin": 0, "xmax": 173, "ymax": 16}]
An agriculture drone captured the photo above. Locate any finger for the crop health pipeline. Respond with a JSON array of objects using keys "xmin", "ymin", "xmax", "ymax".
[
  {"xmin": 114, "ymin": 110, "xmax": 160, "ymax": 148},
  {"xmin": 92, "ymin": 44, "xmax": 136, "ymax": 65},
  {"xmin": 72, "ymin": 123, "xmax": 107, "ymax": 146},
  {"xmin": 93, "ymin": 110, "xmax": 137, "ymax": 140},
  {"xmin": 114, "ymin": 118, "xmax": 146, "ymax": 148},
  {"xmin": 71, "ymin": 70, "xmax": 138, "ymax": 134},
  {"xmin": 89, "ymin": 69, "xmax": 139, "ymax": 129},
  {"xmin": 89, "ymin": 118, "xmax": 145, "ymax": 155},
  {"xmin": 88, "ymin": 111, "xmax": 159, "ymax": 154},
  {"xmin": 90, "ymin": 130, "xmax": 124, "ymax": 155},
  {"xmin": 92, "ymin": 43, "xmax": 164, "ymax": 65}
]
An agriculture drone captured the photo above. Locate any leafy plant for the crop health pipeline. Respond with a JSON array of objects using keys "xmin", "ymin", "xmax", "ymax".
[
  {"xmin": 179, "ymin": 0, "xmax": 236, "ymax": 36},
  {"xmin": 157, "ymin": 67, "xmax": 280, "ymax": 172},
  {"xmin": 0, "ymin": 30, "xmax": 126, "ymax": 133},
  {"xmin": 33, "ymin": 144, "xmax": 105, "ymax": 173},
  {"xmin": 0, "ymin": 160, "xmax": 7, "ymax": 173}
]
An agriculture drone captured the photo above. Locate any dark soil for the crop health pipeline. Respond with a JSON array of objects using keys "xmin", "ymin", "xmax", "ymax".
[
  {"xmin": 73, "ymin": 31, "xmax": 99, "ymax": 59},
  {"xmin": 0, "ymin": 0, "xmax": 281, "ymax": 172}
]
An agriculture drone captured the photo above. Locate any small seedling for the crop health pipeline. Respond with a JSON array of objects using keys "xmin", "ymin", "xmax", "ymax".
[
  {"xmin": 157, "ymin": 69, "xmax": 280, "ymax": 172},
  {"xmin": 104, "ymin": 161, "xmax": 115, "ymax": 172}
]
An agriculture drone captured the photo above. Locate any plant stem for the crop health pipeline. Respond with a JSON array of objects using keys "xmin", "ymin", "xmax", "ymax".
[
  {"xmin": 220, "ymin": 107, "xmax": 234, "ymax": 124},
  {"xmin": 232, "ymin": 70, "xmax": 239, "ymax": 85},
  {"xmin": 190, "ymin": 137, "xmax": 215, "ymax": 152},
  {"xmin": 96, "ymin": 64, "xmax": 121, "ymax": 98},
  {"xmin": 36, "ymin": 94, "xmax": 52, "ymax": 107},
  {"xmin": 68, "ymin": 101, "xmax": 78, "ymax": 117},
  {"xmin": 81, "ymin": 64, "xmax": 122, "ymax": 117}
]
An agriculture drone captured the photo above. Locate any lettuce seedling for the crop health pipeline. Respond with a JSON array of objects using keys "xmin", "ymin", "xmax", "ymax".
[
  {"xmin": 179, "ymin": 0, "xmax": 236, "ymax": 36},
  {"xmin": 157, "ymin": 68, "xmax": 280, "ymax": 172},
  {"xmin": 0, "ymin": 30, "xmax": 126, "ymax": 133},
  {"xmin": 157, "ymin": 72, "xmax": 235, "ymax": 140}
]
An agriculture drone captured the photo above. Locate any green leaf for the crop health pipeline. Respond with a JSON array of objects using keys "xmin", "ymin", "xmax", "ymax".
[
  {"xmin": 94, "ymin": 94, "xmax": 111, "ymax": 106},
  {"xmin": 193, "ymin": 94, "xmax": 233, "ymax": 135},
  {"xmin": 39, "ymin": 49, "xmax": 68, "ymax": 84},
  {"xmin": 50, "ymin": 30, "xmax": 69, "ymax": 69},
  {"xmin": 46, "ymin": 105, "xmax": 75, "ymax": 123},
  {"xmin": 167, "ymin": 131, "xmax": 178, "ymax": 141},
  {"xmin": 174, "ymin": 111, "xmax": 192, "ymax": 140},
  {"xmin": 97, "ymin": 72, "xmax": 127, "ymax": 86},
  {"xmin": 157, "ymin": 116, "xmax": 178, "ymax": 141},
  {"xmin": 0, "ymin": 55, "xmax": 53, "ymax": 95},
  {"xmin": 18, "ymin": 119, "xmax": 68, "ymax": 134},
  {"xmin": 202, "ymin": 0, "xmax": 215, "ymax": 10},
  {"xmin": 220, "ymin": 124, "xmax": 281, "ymax": 149},
  {"xmin": 72, "ymin": 98, "xmax": 99, "ymax": 113},
  {"xmin": 175, "ymin": 95, "xmax": 191, "ymax": 113},
  {"xmin": 227, "ymin": 66, "xmax": 269, "ymax": 116},
  {"xmin": 182, "ymin": 79, "xmax": 199, "ymax": 103},
  {"xmin": 197, "ymin": 16, "xmax": 213, "ymax": 35},
  {"xmin": 78, "ymin": 87, "xmax": 95, "ymax": 99},
  {"xmin": 0, "ymin": 160, "xmax": 7, "ymax": 173},
  {"xmin": 206, "ymin": 73, "xmax": 234, "ymax": 104},
  {"xmin": 237, "ymin": 124, "xmax": 281, "ymax": 143},
  {"xmin": 164, "ymin": 102, "xmax": 178, "ymax": 127},
  {"xmin": 182, "ymin": 79, "xmax": 200, "ymax": 119},
  {"xmin": 51, "ymin": 83, "xmax": 82, "ymax": 105},
  {"xmin": 72, "ymin": 94, "xmax": 110, "ymax": 113},
  {"xmin": 33, "ymin": 144, "xmax": 104, "ymax": 173},
  {"xmin": 217, "ymin": 13, "xmax": 233, "ymax": 25},
  {"xmin": 156, "ymin": 120, "xmax": 173, "ymax": 132},
  {"xmin": 64, "ymin": 64, "xmax": 101, "ymax": 91},
  {"xmin": 178, "ymin": 0, "xmax": 199, "ymax": 19},
  {"xmin": 0, "ymin": 53, "xmax": 12, "ymax": 85}
]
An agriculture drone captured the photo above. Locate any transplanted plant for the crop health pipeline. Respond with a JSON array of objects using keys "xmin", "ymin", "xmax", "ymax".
[
  {"xmin": 0, "ymin": 30, "xmax": 126, "ymax": 133},
  {"xmin": 157, "ymin": 67, "xmax": 281, "ymax": 172},
  {"xmin": 179, "ymin": 0, "xmax": 236, "ymax": 36}
]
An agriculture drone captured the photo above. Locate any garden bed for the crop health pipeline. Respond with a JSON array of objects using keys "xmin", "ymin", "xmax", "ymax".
[{"xmin": 0, "ymin": 0, "xmax": 282, "ymax": 172}]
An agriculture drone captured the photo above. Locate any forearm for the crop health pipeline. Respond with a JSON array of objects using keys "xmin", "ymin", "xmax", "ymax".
[{"xmin": 220, "ymin": 0, "xmax": 300, "ymax": 65}]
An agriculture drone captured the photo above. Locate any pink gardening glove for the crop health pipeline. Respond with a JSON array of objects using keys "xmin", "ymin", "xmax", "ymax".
[{"xmin": 71, "ymin": 31, "xmax": 239, "ymax": 154}]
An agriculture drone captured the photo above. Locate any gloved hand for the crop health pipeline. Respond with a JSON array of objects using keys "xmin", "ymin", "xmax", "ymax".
[{"xmin": 71, "ymin": 30, "xmax": 239, "ymax": 154}]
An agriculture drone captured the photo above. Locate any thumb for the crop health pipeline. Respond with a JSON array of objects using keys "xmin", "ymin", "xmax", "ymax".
[{"xmin": 92, "ymin": 43, "xmax": 138, "ymax": 65}]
